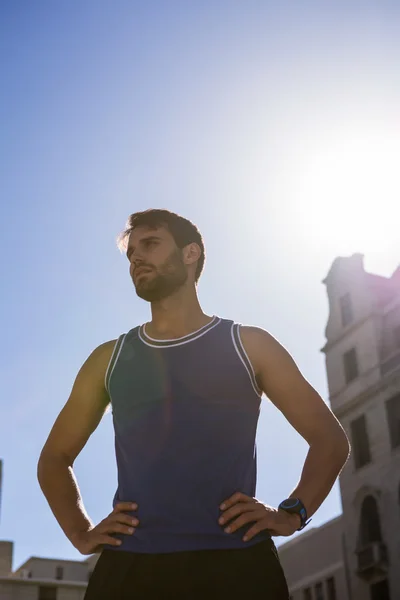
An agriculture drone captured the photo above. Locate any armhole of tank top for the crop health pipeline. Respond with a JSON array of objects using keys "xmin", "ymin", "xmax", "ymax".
[
  {"xmin": 104, "ymin": 334, "xmax": 126, "ymax": 399},
  {"xmin": 231, "ymin": 323, "xmax": 263, "ymax": 397}
]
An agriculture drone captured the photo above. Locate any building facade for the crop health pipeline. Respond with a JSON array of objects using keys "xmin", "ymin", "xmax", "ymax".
[
  {"xmin": 280, "ymin": 254, "xmax": 400, "ymax": 600},
  {"xmin": 0, "ymin": 540, "xmax": 98, "ymax": 599}
]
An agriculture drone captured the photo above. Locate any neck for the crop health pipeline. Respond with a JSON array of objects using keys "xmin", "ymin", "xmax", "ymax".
[{"xmin": 146, "ymin": 284, "xmax": 212, "ymax": 339}]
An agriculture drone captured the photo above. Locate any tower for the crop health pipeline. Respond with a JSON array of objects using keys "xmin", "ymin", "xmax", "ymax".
[{"xmin": 322, "ymin": 254, "xmax": 400, "ymax": 600}]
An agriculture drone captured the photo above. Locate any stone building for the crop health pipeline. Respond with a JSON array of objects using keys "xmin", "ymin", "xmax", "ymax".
[
  {"xmin": 280, "ymin": 254, "xmax": 400, "ymax": 600},
  {"xmin": 0, "ymin": 539, "xmax": 99, "ymax": 599}
]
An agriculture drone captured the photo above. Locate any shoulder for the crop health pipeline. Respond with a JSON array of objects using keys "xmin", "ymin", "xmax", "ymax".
[
  {"xmin": 91, "ymin": 339, "xmax": 119, "ymax": 361},
  {"xmin": 239, "ymin": 325, "xmax": 280, "ymax": 350},
  {"xmin": 79, "ymin": 339, "xmax": 119, "ymax": 379},
  {"xmin": 238, "ymin": 325, "xmax": 291, "ymax": 375}
]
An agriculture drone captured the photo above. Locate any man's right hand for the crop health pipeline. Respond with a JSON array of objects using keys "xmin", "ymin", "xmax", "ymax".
[{"xmin": 71, "ymin": 502, "xmax": 139, "ymax": 555}]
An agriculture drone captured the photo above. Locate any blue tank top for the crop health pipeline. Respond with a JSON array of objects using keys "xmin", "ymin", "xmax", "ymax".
[{"xmin": 105, "ymin": 316, "xmax": 270, "ymax": 553}]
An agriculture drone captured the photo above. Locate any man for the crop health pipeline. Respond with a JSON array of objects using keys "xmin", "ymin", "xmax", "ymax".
[{"xmin": 38, "ymin": 209, "xmax": 350, "ymax": 599}]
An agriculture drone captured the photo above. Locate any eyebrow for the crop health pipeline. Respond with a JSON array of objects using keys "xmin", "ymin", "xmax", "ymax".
[{"xmin": 126, "ymin": 235, "xmax": 161, "ymax": 259}]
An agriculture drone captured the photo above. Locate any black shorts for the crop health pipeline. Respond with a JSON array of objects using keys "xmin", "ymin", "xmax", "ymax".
[{"xmin": 84, "ymin": 538, "xmax": 289, "ymax": 599}]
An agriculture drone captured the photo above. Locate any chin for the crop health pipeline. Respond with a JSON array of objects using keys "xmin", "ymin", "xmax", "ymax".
[
  {"xmin": 136, "ymin": 284, "xmax": 173, "ymax": 302},
  {"xmin": 135, "ymin": 285, "xmax": 158, "ymax": 302}
]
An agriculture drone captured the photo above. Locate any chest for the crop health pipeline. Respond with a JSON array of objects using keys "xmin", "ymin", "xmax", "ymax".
[{"xmin": 109, "ymin": 336, "xmax": 260, "ymax": 419}]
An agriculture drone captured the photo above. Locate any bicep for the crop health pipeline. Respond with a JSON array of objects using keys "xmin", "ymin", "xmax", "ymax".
[
  {"xmin": 40, "ymin": 341, "xmax": 116, "ymax": 465},
  {"xmin": 264, "ymin": 351, "xmax": 337, "ymax": 444},
  {"xmin": 245, "ymin": 328, "xmax": 345, "ymax": 445}
]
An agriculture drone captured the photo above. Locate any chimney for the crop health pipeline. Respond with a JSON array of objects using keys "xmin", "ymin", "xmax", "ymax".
[
  {"xmin": 0, "ymin": 461, "xmax": 14, "ymax": 576},
  {"xmin": 0, "ymin": 541, "xmax": 13, "ymax": 576}
]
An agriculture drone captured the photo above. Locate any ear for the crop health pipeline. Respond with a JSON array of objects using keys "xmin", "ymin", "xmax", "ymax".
[{"xmin": 183, "ymin": 242, "xmax": 201, "ymax": 266}]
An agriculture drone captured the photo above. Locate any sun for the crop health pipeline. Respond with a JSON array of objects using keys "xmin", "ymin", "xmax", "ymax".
[{"xmin": 288, "ymin": 129, "xmax": 399, "ymax": 260}]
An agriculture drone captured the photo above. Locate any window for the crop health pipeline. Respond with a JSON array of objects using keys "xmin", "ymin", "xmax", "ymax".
[
  {"xmin": 315, "ymin": 581, "xmax": 324, "ymax": 600},
  {"xmin": 340, "ymin": 293, "xmax": 354, "ymax": 327},
  {"xmin": 343, "ymin": 348, "xmax": 359, "ymax": 383},
  {"xmin": 303, "ymin": 589, "xmax": 312, "ymax": 600},
  {"xmin": 359, "ymin": 496, "xmax": 382, "ymax": 545},
  {"xmin": 385, "ymin": 393, "xmax": 400, "ymax": 449},
  {"xmin": 350, "ymin": 415, "xmax": 371, "ymax": 469},
  {"xmin": 55, "ymin": 566, "xmax": 63, "ymax": 580},
  {"xmin": 326, "ymin": 577, "xmax": 337, "ymax": 600},
  {"xmin": 38, "ymin": 587, "xmax": 57, "ymax": 600}
]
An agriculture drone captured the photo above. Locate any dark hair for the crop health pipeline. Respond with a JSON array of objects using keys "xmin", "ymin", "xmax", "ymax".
[{"xmin": 117, "ymin": 209, "xmax": 205, "ymax": 282}]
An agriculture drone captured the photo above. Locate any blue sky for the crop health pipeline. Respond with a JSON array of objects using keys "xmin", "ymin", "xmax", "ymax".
[{"xmin": 1, "ymin": 1, "xmax": 399, "ymax": 569}]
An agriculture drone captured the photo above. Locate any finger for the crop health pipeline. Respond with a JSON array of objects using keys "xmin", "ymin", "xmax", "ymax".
[
  {"xmin": 219, "ymin": 502, "xmax": 260, "ymax": 525},
  {"xmin": 242, "ymin": 519, "xmax": 270, "ymax": 542},
  {"xmin": 111, "ymin": 513, "xmax": 139, "ymax": 527},
  {"xmin": 99, "ymin": 534, "xmax": 123, "ymax": 547},
  {"xmin": 243, "ymin": 519, "xmax": 274, "ymax": 542},
  {"xmin": 220, "ymin": 492, "xmax": 253, "ymax": 511},
  {"xmin": 100, "ymin": 522, "xmax": 136, "ymax": 536},
  {"xmin": 223, "ymin": 511, "xmax": 263, "ymax": 534},
  {"xmin": 113, "ymin": 502, "xmax": 138, "ymax": 512}
]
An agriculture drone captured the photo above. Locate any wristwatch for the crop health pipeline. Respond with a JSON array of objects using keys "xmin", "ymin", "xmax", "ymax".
[{"xmin": 278, "ymin": 498, "xmax": 311, "ymax": 531}]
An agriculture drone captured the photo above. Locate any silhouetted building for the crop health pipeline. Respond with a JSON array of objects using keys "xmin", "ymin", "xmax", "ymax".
[
  {"xmin": 0, "ymin": 540, "xmax": 99, "ymax": 599},
  {"xmin": 279, "ymin": 254, "xmax": 400, "ymax": 600}
]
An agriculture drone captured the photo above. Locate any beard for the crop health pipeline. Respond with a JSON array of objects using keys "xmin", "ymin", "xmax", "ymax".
[{"xmin": 133, "ymin": 250, "xmax": 188, "ymax": 302}]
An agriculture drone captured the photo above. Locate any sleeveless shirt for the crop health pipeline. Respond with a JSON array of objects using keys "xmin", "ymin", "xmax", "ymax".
[{"xmin": 104, "ymin": 316, "xmax": 270, "ymax": 553}]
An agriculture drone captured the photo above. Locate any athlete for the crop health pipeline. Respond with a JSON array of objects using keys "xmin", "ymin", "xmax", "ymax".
[{"xmin": 38, "ymin": 209, "xmax": 350, "ymax": 599}]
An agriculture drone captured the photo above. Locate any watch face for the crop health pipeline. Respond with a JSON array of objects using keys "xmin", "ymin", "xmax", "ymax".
[{"xmin": 281, "ymin": 499, "xmax": 300, "ymax": 510}]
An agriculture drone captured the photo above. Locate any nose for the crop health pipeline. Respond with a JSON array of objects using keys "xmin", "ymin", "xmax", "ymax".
[
  {"xmin": 131, "ymin": 258, "xmax": 148, "ymax": 277},
  {"xmin": 132, "ymin": 257, "xmax": 146, "ymax": 269}
]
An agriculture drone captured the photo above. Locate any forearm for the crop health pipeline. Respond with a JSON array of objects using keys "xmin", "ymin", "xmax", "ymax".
[
  {"xmin": 289, "ymin": 437, "xmax": 350, "ymax": 520},
  {"xmin": 37, "ymin": 454, "xmax": 93, "ymax": 545}
]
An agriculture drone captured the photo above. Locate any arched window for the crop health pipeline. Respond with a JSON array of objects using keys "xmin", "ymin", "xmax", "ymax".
[{"xmin": 359, "ymin": 495, "xmax": 382, "ymax": 545}]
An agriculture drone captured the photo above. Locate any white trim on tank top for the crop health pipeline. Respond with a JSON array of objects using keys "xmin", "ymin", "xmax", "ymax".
[
  {"xmin": 104, "ymin": 334, "xmax": 127, "ymax": 396},
  {"xmin": 231, "ymin": 323, "xmax": 263, "ymax": 397},
  {"xmin": 138, "ymin": 316, "xmax": 221, "ymax": 348}
]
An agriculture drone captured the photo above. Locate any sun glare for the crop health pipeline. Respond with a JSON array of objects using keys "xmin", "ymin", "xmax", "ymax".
[{"xmin": 289, "ymin": 130, "xmax": 399, "ymax": 261}]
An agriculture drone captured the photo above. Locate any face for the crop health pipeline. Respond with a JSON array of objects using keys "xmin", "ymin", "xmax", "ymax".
[{"xmin": 126, "ymin": 226, "xmax": 188, "ymax": 302}]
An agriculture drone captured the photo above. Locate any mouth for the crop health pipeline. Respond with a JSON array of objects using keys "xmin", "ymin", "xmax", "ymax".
[{"xmin": 134, "ymin": 267, "xmax": 152, "ymax": 279}]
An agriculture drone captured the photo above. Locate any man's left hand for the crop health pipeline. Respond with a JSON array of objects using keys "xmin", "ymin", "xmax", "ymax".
[{"xmin": 218, "ymin": 492, "xmax": 300, "ymax": 541}]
